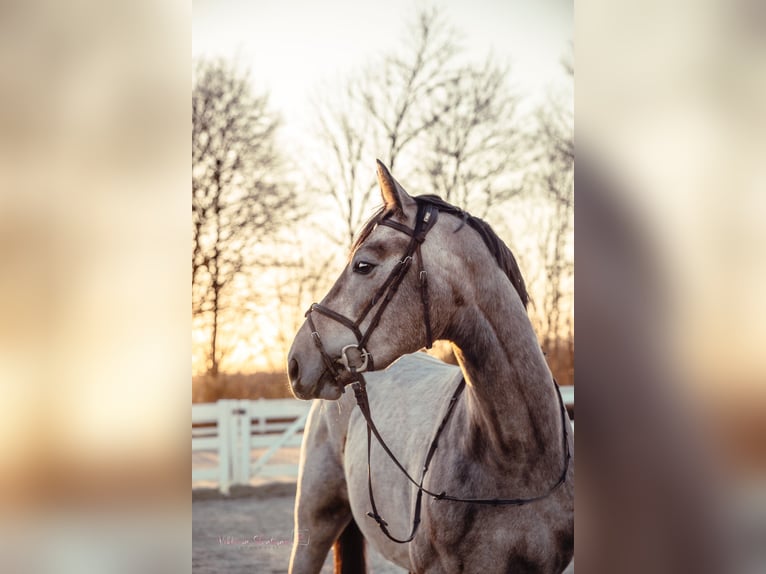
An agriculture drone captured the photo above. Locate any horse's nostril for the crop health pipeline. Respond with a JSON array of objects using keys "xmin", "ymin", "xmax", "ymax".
[{"xmin": 288, "ymin": 358, "xmax": 300, "ymax": 384}]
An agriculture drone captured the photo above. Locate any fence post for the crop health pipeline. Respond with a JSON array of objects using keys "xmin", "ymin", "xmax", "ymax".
[
  {"xmin": 226, "ymin": 399, "xmax": 251, "ymax": 487},
  {"xmin": 256, "ymin": 398, "xmax": 266, "ymax": 435},
  {"xmin": 238, "ymin": 399, "xmax": 252, "ymax": 485},
  {"xmin": 217, "ymin": 400, "xmax": 233, "ymax": 495}
]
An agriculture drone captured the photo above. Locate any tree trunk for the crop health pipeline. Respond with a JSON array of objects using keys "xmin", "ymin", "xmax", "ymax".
[{"xmin": 209, "ymin": 282, "xmax": 219, "ymax": 377}]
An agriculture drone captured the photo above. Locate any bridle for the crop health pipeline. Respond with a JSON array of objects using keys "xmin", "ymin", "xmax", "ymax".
[
  {"xmin": 305, "ymin": 199, "xmax": 572, "ymax": 545},
  {"xmin": 305, "ymin": 200, "xmax": 440, "ymax": 381}
]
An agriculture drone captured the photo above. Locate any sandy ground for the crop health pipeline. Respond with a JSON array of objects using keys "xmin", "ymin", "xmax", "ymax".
[
  {"xmin": 192, "ymin": 482, "xmax": 406, "ymax": 574},
  {"xmin": 192, "ymin": 482, "xmax": 576, "ymax": 573},
  {"xmin": 193, "ymin": 447, "xmax": 574, "ymax": 573}
]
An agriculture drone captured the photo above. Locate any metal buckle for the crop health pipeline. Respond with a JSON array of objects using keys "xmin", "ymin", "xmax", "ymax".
[{"xmin": 339, "ymin": 344, "xmax": 370, "ymax": 373}]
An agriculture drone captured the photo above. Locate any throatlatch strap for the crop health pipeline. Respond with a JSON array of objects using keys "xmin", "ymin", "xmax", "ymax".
[{"xmin": 416, "ymin": 244, "xmax": 433, "ymax": 348}]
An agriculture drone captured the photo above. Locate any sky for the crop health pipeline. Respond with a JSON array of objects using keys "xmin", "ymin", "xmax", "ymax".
[{"xmin": 193, "ymin": 0, "xmax": 573, "ymax": 148}]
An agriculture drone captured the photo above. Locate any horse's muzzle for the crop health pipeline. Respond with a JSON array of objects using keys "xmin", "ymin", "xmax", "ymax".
[{"xmin": 287, "ymin": 349, "xmax": 347, "ymax": 400}]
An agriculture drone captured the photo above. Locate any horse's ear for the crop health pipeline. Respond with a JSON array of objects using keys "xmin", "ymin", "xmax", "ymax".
[{"xmin": 377, "ymin": 159, "xmax": 414, "ymax": 217}]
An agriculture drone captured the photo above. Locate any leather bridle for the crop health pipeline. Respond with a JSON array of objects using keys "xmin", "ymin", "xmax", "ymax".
[
  {"xmin": 304, "ymin": 199, "xmax": 572, "ymax": 545},
  {"xmin": 305, "ymin": 200, "xmax": 439, "ymax": 382}
]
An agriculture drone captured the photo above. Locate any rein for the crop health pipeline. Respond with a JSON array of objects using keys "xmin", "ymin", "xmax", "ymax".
[
  {"xmin": 305, "ymin": 199, "xmax": 572, "ymax": 545},
  {"xmin": 350, "ymin": 371, "xmax": 571, "ymax": 544}
]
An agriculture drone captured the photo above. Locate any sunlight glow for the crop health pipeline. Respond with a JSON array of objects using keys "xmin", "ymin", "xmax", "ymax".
[{"xmin": 192, "ymin": 1, "xmax": 574, "ymax": 376}]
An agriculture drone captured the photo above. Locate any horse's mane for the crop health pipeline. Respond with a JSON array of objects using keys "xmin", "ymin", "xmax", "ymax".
[{"xmin": 351, "ymin": 194, "xmax": 529, "ymax": 309}]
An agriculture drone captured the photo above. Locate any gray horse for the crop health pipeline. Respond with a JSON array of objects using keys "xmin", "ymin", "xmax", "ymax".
[{"xmin": 286, "ymin": 161, "xmax": 574, "ymax": 573}]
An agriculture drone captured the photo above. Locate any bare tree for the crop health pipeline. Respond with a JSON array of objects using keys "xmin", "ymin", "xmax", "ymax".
[
  {"xmin": 253, "ymin": 248, "xmax": 339, "ymax": 371},
  {"xmin": 308, "ymin": 8, "xmax": 527, "ymax": 253},
  {"xmin": 301, "ymin": 9, "xmax": 570, "ymax": 381},
  {"xmin": 532, "ymin": 61, "xmax": 574, "ymax": 380},
  {"xmin": 310, "ymin": 87, "xmax": 375, "ymax": 248},
  {"xmin": 192, "ymin": 58, "xmax": 298, "ymax": 376},
  {"xmin": 420, "ymin": 57, "xmax": 526, "ymax": 218},
  {"xmin": 359, "ymin": 7, "xmax": 461, "ymax": 173},
  {"xmin": 308, "ymin": 8, "xmax": 476, "ymax": 249}
]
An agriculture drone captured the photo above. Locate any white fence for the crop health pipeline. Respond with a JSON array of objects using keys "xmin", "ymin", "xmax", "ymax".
[
  {"xmin": 192, "ymin": 399, "xmax": 311, "ymax": 494},
  {"xmin": 561, "ymin": 385, "xmax": 574, "ymax": 417},
  {"xmin": 192, "ymin": 388, "xmax": 574, "ymax": 494}
]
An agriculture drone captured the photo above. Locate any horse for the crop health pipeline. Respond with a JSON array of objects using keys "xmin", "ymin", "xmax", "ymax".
[{"xmin": 286, "ymin": 160, "xmax": 574, "ymax": 574}]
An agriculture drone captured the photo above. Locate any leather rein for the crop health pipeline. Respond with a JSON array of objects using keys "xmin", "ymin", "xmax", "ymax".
[{"xmin": 305, "ymin": 200, "xmax": 572, "ymax": 544}]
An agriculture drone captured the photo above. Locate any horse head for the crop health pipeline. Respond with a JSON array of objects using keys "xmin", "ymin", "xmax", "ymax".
[{"xmin": 287, "ymin": 161, "xmax": 461, "ymax": 400}]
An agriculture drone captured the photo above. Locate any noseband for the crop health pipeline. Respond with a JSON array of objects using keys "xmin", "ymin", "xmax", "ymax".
[{"xmin": 305, "ymin": 200, "xmax": 439, "ymax": 382}]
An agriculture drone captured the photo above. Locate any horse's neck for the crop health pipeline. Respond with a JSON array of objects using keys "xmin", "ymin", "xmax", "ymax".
[{"xmin": 447, "ymin": 275, "xmax": 562, "ymax": 479}]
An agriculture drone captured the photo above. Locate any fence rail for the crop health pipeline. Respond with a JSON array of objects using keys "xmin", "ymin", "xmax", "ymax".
[
  {"xmin": 192, "ymin": 387, "xmax": 574, "ymax": 494},
  {"xmin": 192, "ymin": 399, "xmax": 312, "ymax": 494}
]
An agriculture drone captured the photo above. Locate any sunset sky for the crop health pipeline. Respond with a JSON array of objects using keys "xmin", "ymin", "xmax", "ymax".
[{"xmin": 192, "ymin": 0, "xmax": 573, "ymax": 373}]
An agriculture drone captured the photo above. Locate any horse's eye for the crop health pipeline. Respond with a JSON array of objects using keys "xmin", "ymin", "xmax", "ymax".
[{"xmin": 353, "ymin": 261, "xmax": 376, "ymax": 275}]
